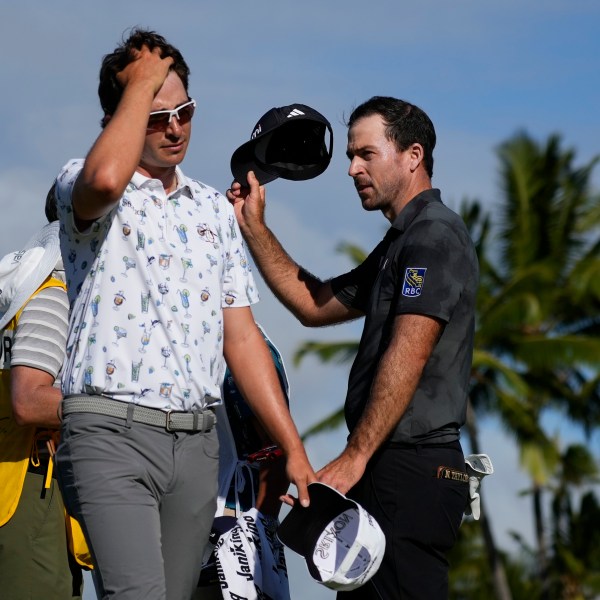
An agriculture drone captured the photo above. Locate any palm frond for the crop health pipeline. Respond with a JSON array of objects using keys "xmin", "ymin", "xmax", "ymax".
[
  {"xmin": 293, "ymin": 340, "xmax": 358, "ymax": 367},
  {"xmin": 336, "ymin": 242, "xmax": 367, "ymax": 266},
  {"xmin": 510, "ymin": 335, "xmax": 600, "ymax": 370},
  {"xmin": 300, "ymin": 407, "xmax": 345, "ymax": 441}
]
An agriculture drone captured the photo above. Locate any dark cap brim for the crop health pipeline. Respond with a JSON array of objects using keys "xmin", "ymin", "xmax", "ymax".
[
  {"xmin": 230, "ymin": 141, "xmax": 280, "ymax": 187},
  {"xmin": 277, "ymin": 482, "xmax": 357, "ymax": 558}
]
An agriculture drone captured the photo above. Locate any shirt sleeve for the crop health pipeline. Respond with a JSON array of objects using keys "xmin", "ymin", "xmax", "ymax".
[
  {"xmin": 221, "ymin": 201, "xmax": 259, "ymax": 308},
  {"xmin": 55, "ymin": 159, "xmax": 114, "ymax": 239},
  {"xmin": 55, "ymin": 159, "xmax": 82, "ymax": 237},
  {"xmin": 11, "ymin": 285, "xmax": 69, "ymax": 381},
  {"xmin": 330, "ymin": 237, "xmax": 391, "ymax": 312},
  {"xmin": 393, "ymin": 218, "xmax": 471, "ymax": 322}
]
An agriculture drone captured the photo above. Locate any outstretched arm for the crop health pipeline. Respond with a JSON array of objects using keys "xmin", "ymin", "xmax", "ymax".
[
  {"xmin": 223, "ymin": 306, "xmax": 316, "ymax": 506},
  {"xmin": 318, "ymin": 313, "xmax": 443, "ymax": 494},
  {"xmin": 227, "ymin": 171, "xmax": 361, "ymax": 327}
]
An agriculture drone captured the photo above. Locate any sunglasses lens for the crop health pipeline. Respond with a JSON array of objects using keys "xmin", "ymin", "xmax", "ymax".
[
  {"xmin": 147, "ymin": 102, "xmax": 195, "ymax": 131},
  {"xmin": 177, "ymin": 104, "xmax": 195, "ymax": 124},
  {"xmin": 147, "ymin": 113, "xmax": 170, "ymax": 130}
]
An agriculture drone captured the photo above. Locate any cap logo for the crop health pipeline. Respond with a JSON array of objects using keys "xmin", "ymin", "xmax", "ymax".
[
  {"xmin": 314, "ymin": 511, "xmax": 354, "ymax": 559},
  {"xmin": 402, "ymin": 267, "xmax": 427, "ymax": 297},
  {"xmin": 287, "ymin": 108, "xmax": 305, "ymax": 118},
  {"xmin": 251, "ymin": 124, "xmax": 262, "ymax": 140},
  {"xmin": 12, "ymin": 251, "xmax": 26, "ymax": 265}
]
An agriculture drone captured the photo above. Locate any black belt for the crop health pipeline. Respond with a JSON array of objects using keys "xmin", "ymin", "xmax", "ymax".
[{"xmin": 62, "ymin": 395, "xmax": 216, "ymax": 432}]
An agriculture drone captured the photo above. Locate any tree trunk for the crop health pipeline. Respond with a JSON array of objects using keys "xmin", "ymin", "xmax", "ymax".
[
  {"xmin": 533, "ymin": 485, "xmax": 550, "ymax": 600},
  {"xmin": 465, "ymin": 399, "xmax": 513, "ymax": 600}
]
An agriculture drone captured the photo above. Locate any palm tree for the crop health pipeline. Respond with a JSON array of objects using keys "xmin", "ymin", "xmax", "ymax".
[
  {"xmin": 473, "ymin": 132, "xmax": 600, "ymax": 595},
  {"xmin": 509, "ymin": 444, "xmax": 600, "ymax": 599},
  {"xmin": 547, "ymin": 444, "xmax": 600, "ymax": 598}
]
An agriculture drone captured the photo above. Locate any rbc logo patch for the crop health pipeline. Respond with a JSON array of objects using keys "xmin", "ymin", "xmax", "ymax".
[{"xmin": 402, "ymin": 267, "xmax": 427, "ymax": 297}]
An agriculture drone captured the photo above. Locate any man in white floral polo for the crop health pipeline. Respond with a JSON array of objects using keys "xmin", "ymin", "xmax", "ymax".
[{"xmin": 54, "ymin": 28, "xmax": 314, "ymax": 600}]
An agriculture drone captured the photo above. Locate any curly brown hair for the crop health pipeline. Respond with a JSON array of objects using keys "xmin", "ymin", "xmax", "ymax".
[{"xmin": 98, "ymin": 28, "xmax": 190, "ymax": 124}]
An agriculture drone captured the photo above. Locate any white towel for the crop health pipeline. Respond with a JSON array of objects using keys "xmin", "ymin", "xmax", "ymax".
[
  {"xmin": 214, "ymin": 507, "xmax": 291, "ymax": 600},
  {"xmin": 464, "ymin": 454, "xmax": 494, "ymax": 520}
]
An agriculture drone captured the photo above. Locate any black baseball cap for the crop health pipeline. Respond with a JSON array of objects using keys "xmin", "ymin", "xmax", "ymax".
[{"xmin": 230, "ymin": 104, "xmax": 333, "ymax": 186}]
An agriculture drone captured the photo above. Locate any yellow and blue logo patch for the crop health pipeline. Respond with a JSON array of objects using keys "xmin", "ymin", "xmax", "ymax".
[{"xmin": 402, "ymin": 267, "xmax": 427, "ymax": 297}]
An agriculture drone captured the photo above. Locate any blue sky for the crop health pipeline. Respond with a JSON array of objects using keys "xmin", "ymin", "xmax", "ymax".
[{"xmin": 2, "ymin": 2, "xmax": 599, "ymax": 598}]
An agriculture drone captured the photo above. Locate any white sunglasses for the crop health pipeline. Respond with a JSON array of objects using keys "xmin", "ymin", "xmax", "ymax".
[{"xmin": 147, "ymin": 99, "xmax": 196, "ymax": 131}]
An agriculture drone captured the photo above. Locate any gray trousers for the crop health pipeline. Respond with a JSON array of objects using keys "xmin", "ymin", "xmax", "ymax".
[{"xmin": 55, "ymin": 413, "xmax": 219, "ymax": 600}]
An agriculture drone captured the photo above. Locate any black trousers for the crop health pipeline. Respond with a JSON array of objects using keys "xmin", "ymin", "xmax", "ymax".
[{"xmin": 339, "ymin": 442, "xmax": 469, "ymax": 600}]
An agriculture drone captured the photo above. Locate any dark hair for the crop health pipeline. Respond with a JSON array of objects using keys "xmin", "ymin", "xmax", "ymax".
[
  {"xmin": 347, "ymin": 96, "xmax": 436, "ymax": 178},
  {"xmin": 98, "ymin": 28, "xmax": 190, "ymax": 122},
  {"xmin": 45, "ymin": 182, "xmax": 58, "ymax": 223}
]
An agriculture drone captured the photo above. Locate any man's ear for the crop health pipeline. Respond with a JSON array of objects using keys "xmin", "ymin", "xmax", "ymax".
[{"xmin": 408, "ymin": 143, "xmax": 424, "ymax": 173}]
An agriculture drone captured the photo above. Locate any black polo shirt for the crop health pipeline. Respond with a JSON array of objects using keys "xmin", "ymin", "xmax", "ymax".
[{"xmin": 331, "ymin": 188, "xmax": 478, "ymax": 445}]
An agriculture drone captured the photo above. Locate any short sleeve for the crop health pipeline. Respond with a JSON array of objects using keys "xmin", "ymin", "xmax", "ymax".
[
  {"xmin": 55, "ymin": 159, "xmax": 82, "ymax": 236},
  {"xmin": 221, "ymin": 203, "xmax": 259, "ymax": 308},
  {"xmin": 11, "ymin": 286, "xmax": 69, "ymax": 379},
  {"xmin": 331, "ymin": 238, "xmax": 391, "ymax": 312},
  {"xmin": 394, "ymin": 218, "xmax": 473, "ymax": 322}
]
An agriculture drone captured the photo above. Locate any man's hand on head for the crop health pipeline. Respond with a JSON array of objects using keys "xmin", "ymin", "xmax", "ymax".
[{"xmin": 116, "ymin": 45, "xmax": 174, "ymax": 95}]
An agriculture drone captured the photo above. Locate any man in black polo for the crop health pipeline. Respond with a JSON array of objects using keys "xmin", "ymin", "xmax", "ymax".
[{"xmin": 227, "ymin": 96, "xmax": 479, "ymax": 599}]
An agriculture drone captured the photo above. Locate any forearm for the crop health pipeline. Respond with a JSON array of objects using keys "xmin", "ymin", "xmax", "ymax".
[
  {"xmin": 74, "ymin": 81, "xmax": 156, "ymax": 220},
  {"xmin": 11, "ymin": 366, "xmax": 62, "ymax": 428},
  {"xmin": 346, "ymin": 314, "xmax": 443, "ymax": 463},
  {"xmin": 241, "ymin": 221, "xmax": 332, "ymax": 326},
  {"xmin": 316, "ymin": 347, "xmax": 424, "ymax": 496},
  {"xmin": 229, "ymin": 171, "xmax": 356, "ymax": 327},
  {"xmin": 223, "ymin": 316, "xmax": 310, "ymax": 472},
  {"xmin": 225, "ymin": 332, "xmax": 304, "ymax": 455},
  {"xmin": 346, "ymin": 349, "xmax": 421, "ymax": 463}
]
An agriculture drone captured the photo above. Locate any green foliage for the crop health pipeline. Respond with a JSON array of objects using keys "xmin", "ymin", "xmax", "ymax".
[
  {"xmin": 449, "ymin": 519, "xmax": 542, "ymax": 600},
  {"xmin": 299, "ymin": 407, "xmax": 345, "ymax": 442},
  {"xmin": 335, "ymin": 241, "xmax": 368, "ymax": 266},
  {"xmin": 293, "ymin": 340, "xmax": 359, "ymax": 368}
]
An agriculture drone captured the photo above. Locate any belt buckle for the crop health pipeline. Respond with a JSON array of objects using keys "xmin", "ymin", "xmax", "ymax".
[{"xmin": 165, "ymin": 410, "xmax": 175, "ymax": 432}]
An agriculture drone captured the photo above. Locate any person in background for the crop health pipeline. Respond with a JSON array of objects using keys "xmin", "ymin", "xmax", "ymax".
[
  {"xmin": 54, "ymin": 28, "xmax": 314, "ymax": 600},
  {"xmin": 227, "ymin": 96, "xmax": 479, "ymax": 599},
  {"xmin": 0, "ymin": 185, "xmax": 82, "ymax": 599}
]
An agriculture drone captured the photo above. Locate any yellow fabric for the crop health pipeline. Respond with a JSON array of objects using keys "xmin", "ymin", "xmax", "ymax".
[
  {"xmin": 65, "ymin": 509, "xmax": 94, "ymax": 569},
  {"xmin": 0, "ymin": 276, "xmax": 66, "ymax": 527},
  {"xmin": 0, "ymin": 368, "xmax": 34, "ymax": 526},
  {"xmin": 0, "ymin": 275, "xmax": 94, "ymax": 568}
]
